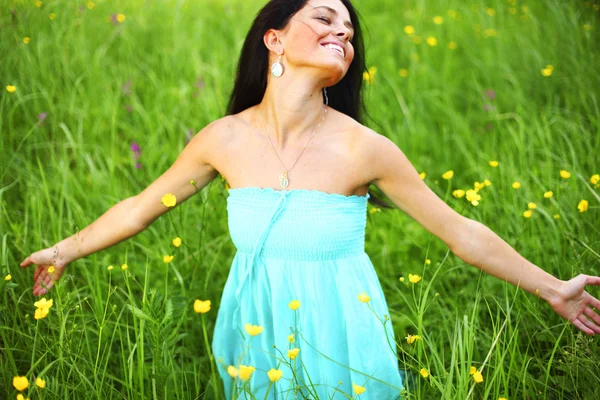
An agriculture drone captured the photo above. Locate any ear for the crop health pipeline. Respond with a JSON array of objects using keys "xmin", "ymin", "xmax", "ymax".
[{"xmin": 263, "ymin": 29, "xmax": 284, "ymax": 57}]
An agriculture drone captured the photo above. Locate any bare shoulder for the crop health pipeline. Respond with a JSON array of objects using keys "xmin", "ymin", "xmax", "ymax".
[{"xmin": 189, "ymin": 114, "xmax": 244, "ymax": 170}]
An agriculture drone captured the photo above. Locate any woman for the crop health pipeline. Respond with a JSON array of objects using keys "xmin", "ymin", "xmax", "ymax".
[{"xmin": 19, "ymin": 0, "xmax": 600, "ymax": 399}]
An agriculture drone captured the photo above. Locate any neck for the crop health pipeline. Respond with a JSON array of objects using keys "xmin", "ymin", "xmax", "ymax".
[{"xmin": 256, "ymin": 73, "xmax": 327, "ymax": 151}]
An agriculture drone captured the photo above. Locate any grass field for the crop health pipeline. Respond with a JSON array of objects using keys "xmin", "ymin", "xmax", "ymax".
[{"xmin": 1, "ymin": 0, "xmax": 600, "ymax": 398}]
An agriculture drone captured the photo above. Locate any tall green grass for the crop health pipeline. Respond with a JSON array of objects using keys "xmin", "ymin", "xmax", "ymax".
[{"xmin": 1, "ymin": 0, "xmax": 599, "ymax": 398}]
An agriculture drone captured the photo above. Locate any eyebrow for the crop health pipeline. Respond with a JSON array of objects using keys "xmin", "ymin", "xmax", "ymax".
[{"xmin": 314, "ymin": 5, "xmax": 355, "ymax": 32}]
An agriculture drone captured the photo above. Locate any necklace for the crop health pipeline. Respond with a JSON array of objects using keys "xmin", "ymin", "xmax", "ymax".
[{"xmin": 257, "ymin": 105, "xmax": 327, "ymax": 188}]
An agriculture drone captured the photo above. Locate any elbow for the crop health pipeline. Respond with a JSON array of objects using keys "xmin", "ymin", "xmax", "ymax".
[{"xmin": 450, "ymin": 218, "xmax": 485, "ymax": 265}]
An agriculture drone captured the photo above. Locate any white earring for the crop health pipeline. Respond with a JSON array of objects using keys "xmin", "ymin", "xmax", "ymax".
[{"xmin": 271, "ymin": 53, "xmax": 284, "ymax": 77}]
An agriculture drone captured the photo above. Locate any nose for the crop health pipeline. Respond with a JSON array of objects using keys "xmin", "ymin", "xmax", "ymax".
[{"xmin": 333, "ymin": 24, "xmax": 351, "ymax": 42}]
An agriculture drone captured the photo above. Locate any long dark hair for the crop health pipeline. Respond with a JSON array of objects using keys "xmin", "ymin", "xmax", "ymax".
[{"xmin": 226, "ymin": 0, "xmax": 392, "ymax": 209}]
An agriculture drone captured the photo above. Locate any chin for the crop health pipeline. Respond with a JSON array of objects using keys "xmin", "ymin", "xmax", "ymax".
[{"xmin": 317, "ymin": 61, "xmax": 347, "ymax": 85}]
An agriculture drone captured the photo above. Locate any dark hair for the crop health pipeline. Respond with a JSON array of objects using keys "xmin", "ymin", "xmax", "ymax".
[{"xmin": 226, "ymin": 0, "xmax": 392, "ymax": 209}]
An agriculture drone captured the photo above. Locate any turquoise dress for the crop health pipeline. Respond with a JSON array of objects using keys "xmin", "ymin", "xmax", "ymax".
[{"xmin": 212, "ymin": 187, "xmax": 405, "ymax": 399}]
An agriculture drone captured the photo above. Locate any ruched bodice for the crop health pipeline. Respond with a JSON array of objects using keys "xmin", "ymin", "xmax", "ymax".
[{"xmin": 211, "ymin": 187, "xmax": 405, "ymax": 400}]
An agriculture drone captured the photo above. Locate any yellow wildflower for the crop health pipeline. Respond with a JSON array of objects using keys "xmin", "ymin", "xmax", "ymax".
[
  {"xmin": 408, "ymin": 274, "xmax": 421, "ymax": 283},
  {"xmin": 560, "ymin": 169, "xmax": 570, "ymax": 179},
  {"xmin": 172, "ymin": 237, "xmax": 182, "ymax": 247},
  {"xmin": 288, "ymin": 300, "xmax": 301, "ymax": 310},
  {"xmin": 6, "ymin": 85, "xmax": 16, "ymax": 93},
  {"xmin": 472, "ymin": 370, "xmax": 484, "ymax": 383},
  {"xmin": 23, "ymin": 37, "xmax": 30, "ymax": 44},
  {"xmin": 523, "ymin": 210, "xmax": 532, "ymax": 218},
  {"xmin": 353, "ymin": 383, "xmax": 366, "ymax": 394},
  {"xmin": 17, "ymin": 394, "xmax": 26, "ymax": 400},
  {"xmin": 419, "ymin": 368, "xmax": 429, "ymax": 378},
  {"xmin": 34, "ymin": 298, "xmax": 53, "ymax": 310},
  {"xmin": 357, "ymin": 291, "xmax": 370, "ymax": 302},
  {"xmin": 433, "ymin": 16, "xmax": 444, "ymax": 24},
  {"xmin": 448, "ymin": 41, "xmax": 457, "ymax": 49},
  {"xmin": 465, "ymin": 189, "xmax": 481, "ymax": 204},
  {"xmin": 553, "ymin": 214, "xmax": 560, "ymax": 219},
  {"xmin": 363, "ymin": 66, "xmax": 377, "ymax": 84},
  {"xmin": 512, "ymin": 181, "xmax": 521, "ymax": 189},
  {"xmin": 227, "ymin": 365, "xmax": 238, "ymax": 378},
  {"xmin": 161, "ymin": 193, "xmax": 177, "ymax": 207},
  {"xmin": 121, "ymin": 263, "xmax": 128, "ymax": 270},
  {"xmin": 489, "ymin": 160, "xmax": 499, "ymax": 167},
  {"xmin": 528, "ymin": 202, "xmax": 537, "ymax": 209},
  {"xmin": 244, "ymin": 323, "xmax": 263, "ymax": 336},
  {"xmin": 5, "ymin": 274, "xmax": 11, "ymax": 281},
  {"xmin": 544, "ymin": 191, "xmax": 553, "ymax": 198},
  {"xmin": 194, "ymin": 299, "xmax": 211, "ymax": 313},
  {"xmin": 442, "ymin": 170, "xmax": 454, "ymax": 179},
  {"xmin": 499, "ymin": 398, "xmax": 508, "ymax": 400},
  {"xmin": 267, "ymin": 369, "xmax": 283, "ymax": 382},
  {"xmin": 541, "ymin": 65, "xmax": 553, "ymax": 77},
  {"xmin": 107, "ymin": 265, "xmax": 113, "ymax": 271},
  {"xmin": 399, "ymin": 277, "xmax": 405, "ymax": 282},
  {"xmin": 474, "ymin": 181, "xmax": 485, "ymax": 190},
  {"xmin": 288, "ymin": 348, "xmax": 300, "ymax": 359},
  {"xmin": 13, "ymin": 376, "xmax": 29, "ymax": 391},
  {"xmin": 578, "ymin": 200, "xmax": 588, "ymax": 213},
  {"xmin": 35, "ymin": 377, "xmax": 46, "ymax": 388},
  {"xmin": 483, "ymin": 179, "xmax": 491, "ymax": 186},
  {"xmin": 426, "ymin": 36, "xmax": 438, "ymax": 46},
  {"xmin": 48, "ymin": 265, "xmax": 55, "ymax": 273},
  {"xmin": 49, "ymin": 13, "xmax": 56, "ymax": 20},
  {"xmin": 419, "ymin": 172, "xmax": 426, "ymax": 179},
  {"xmin": 452, "ymin": 189, "xmax": 465, "ymax": 199},
  {"xmin": 163, "ymin": 255, "xmax": 174, "ymax": 264},
  {"xmin": 425, "ymin": 259, "xmax": 431, "ymax": 265},
  {"xmin": 469, "ymin": 366, "xmax": 476, "ymax": 375},
  {"xmin": 404, "ymin": 25, "xmax": 415, "ymax": 35},
  {"xmin": 238, "ymin": 365, "xmax": 255, "ymax": 381},
  {"xmin": 590, "ymin": 174, "xmax": 599, "ymax": 185},
  {"xmin": 288, "ymin": 334, "xmax": 294, "ymax": 343},
  {"xmin": 399, "ymin": 68, "xmax": 408, "ymax": 78},
  {"xmin": 406, "ymin": 334, "xmax": 422, "ymax": 344},
  {"xmin": 116, "ymin": 13, "xmax": 126, "ymax": 23}
]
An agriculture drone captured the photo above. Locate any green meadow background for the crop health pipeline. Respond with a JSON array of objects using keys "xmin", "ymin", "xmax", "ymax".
[{"xmin": 1, "ymin": 0, "xmax": 600, "ymax": 398}]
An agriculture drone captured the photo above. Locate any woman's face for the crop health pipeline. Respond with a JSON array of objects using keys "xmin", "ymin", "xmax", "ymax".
[{"xmin": 273, "ymin": 0, "xmax": 355, "ymax": 86}]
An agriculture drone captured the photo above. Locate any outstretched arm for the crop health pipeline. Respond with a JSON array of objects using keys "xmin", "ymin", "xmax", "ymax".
[{"xmin": 359, "ymin": 126, "xmax": 600, "ymax": 335}]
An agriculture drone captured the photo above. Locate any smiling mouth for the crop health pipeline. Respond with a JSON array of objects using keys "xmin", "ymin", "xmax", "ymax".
[{"xmin": 321, "ymin": 43, "xmax": 345, "ymax": 58}]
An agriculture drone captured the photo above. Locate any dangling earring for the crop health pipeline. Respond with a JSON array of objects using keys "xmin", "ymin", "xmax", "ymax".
[
  {"xmin": 323, "ymin": 87, "xmax": 329, "ymax": 106},
  {"xmin": 271, "ymin": 52, "xmax": 284, "ymax": 77}
]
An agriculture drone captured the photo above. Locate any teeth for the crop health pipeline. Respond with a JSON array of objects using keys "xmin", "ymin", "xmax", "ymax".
[{"xmin": 323, "ymin": 43, "xmax": 344, "ymax": 57}]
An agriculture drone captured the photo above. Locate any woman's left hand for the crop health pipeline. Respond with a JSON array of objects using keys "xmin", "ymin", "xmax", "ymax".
[{"xmin": 548, "ymin": 274, "xmax": 600, "ymax": 335}]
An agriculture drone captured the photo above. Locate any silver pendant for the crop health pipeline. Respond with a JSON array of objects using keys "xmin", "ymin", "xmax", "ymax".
[{"xmin": 279, "ymin": 171, "xmax": 289, "ymax": 188}]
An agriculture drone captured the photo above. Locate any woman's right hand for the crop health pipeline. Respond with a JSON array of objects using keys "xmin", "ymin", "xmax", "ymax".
[{"xmin": 20, "ymin": 247, "xmax": 69, "ymax": 296}]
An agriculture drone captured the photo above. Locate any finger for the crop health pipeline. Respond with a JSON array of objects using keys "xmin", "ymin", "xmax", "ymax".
[
  {"xmin": 584, "ymin": 307, "xmax": 600, "ymax": 327},
  {"xmin": 577, "ymin": 314, "xmax": 600, "ymax": 334},
  {"xmin": 20, "ymin": 256, "xmax": 30, "ymax": 267},
  {"xmin": 588, "ymin": 296, "xmax": 600, "ymax": 311},
  {"xmin": 572, "ymin": 318, "xmax": 595, "ymax": 335},
  {"xmin": 34, "ymin": 266, "xmax": 41, "ymax": 282},
  {"xmin": 585, "ymin": 275, "xmax": 600, "ymax": 286}
]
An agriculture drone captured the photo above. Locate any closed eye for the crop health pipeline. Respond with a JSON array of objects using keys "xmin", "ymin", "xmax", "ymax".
[{"xmin": 317, "ymin": 16, "xmax": 330, "ymax": 23}]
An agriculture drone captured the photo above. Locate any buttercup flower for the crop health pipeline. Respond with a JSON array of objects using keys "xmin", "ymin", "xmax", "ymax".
[
  {"xmin": 194, "ymin": 299, "xmax": 211, "ymax": 313},
  {"xmin": 404, "ymin": 25, "xmax": 415, "ymax": 35},
  {"xmin": 523, "ymin": 210, "xmax": 532, "ymax": 218},
  {"xmin": 48, "ymin": 265, "xmax": 55, "ymax": 273},
  {"xmin": 399, "ymin": 277, "xmax": 405, "ymax": 282},
  {"xmin": 426, "ymin": 36, "xmax": 438, "ymax": 46},
  {"xmin": 406, "ymin": 334, "xmax": 422, "ymax": 344},
  {"xmin": 238, "ymin": 365, "xmax": 255, "ymax": 381},
  {"xmin": 13, "ymin": 376, "xmax": 29, "ymax": 391},
  {"xmin": 409, "ymin": 274, "xmax": 422, "ymax": 283},
  {"xmin": 172, "ymin": 237, "xmax": 182, "ymax": 247},
  {"xmin": 363, "ymin": 66, "xmax": 377, "ymax": 84},
  {"xmin": 161, "ymin": 193, "xmax": 177, "ymax": 207},
  {"xmin": 107, "ymin": 265, "xmax": 114, "ymax": 271},
  {"xmin": 227, "ymin": 365, "xmax": 238, "ymax": 378},
  {"xmin": 453, "ymin": 189, "xmax": 465, "ymax": 198},
  {"xmin": 23, "ymin": 37, "xmax": 30, "ymax": 44},
  {"xmin": 288, "ymin": 300, "xmax": 301, "ymax": 310},
  {"xmin": 489, "ymin": 160, "xmax": 499, "ymax": 167},
  {"xmin": 469, "ymin": 366, "xmax": 476, "ymax": 375},
  {"xmin": 578, "ymin": 200, "xmax": 588, "ymax": 213},
  {"xmin": 353, "ymin": 383, "xmax": 366, "ymax": 394},
  {"xmin": 483, "ymin": 179, "xmax": 491, "ymax": 186},
  {"xmin": 528, "ymin": 202, "xmax": 537, "ymax": 209},
  {"xmin": 419, "ymin": 368, "xmax": 429, "ymax": 378},
  {"xmin": 512, "ymin": 181, "xmax": 521, "ymax": 189},
  {"xmin": 288, "ymin": 348, "xmax": 300, "ymax": 359},
  {"xmin": 17, "ymin": 394, "xmax": 27, "ymax": 400},
  {"xmin": 553, "ymin": 214, "xmax": 560, "ymax": 219},
  {"xmin": 6, "ymin": 85, "xmax": 16, "ymax": 93},
  {"xmin": 357, "ymin": 292, "xmax": 370, "ymax": 302},
  {"xmin": 244, "ymin": 323, "xmax": 263, "ymax": 336},
  {"xmin": 442, "ymin": 170, "xmax": 454, "ymax": 179},
  {"xmin": 35, "ymin": 377, "xmax": 46, "ymax": 388},
  {"xmin": 419, "ymin": 172, "xmax": 426, "ymax": 179},
  {"xmin": 560, "ymin": 169, "xmax": 570, "ymax": 179},
  {"xmin": 541, "ymin": 65, "xmax": 553, "ymax": 77},
  {"xmin": 4, "ymin": 274, "xmax": 11, "ymax": 281},
  {"xmin": 591, "ymin": 174, "xmax": 600, "ymax": 185},
  {"xmin": 267, "ymin": 368, "xmax": 283, "ymax": 382},
  {"xmin": 544, "ymin": 191, "xmax": 553, "ymax": 198},
  {"xmin": 121, "ymin": 263, "xmax": 128, "ymax": 270},
  {"xmin": 163, "ymin": 255, "xmax": 174, "ymax": 264},
  {"xmin": 288, "ymin": 333, "xmax": 295, "ymax": 343},
  {"xmin": 472, "ymin": 370, "xmax": 484, "ymax": 383}
]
